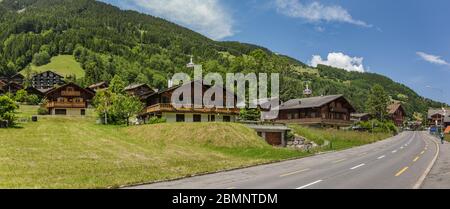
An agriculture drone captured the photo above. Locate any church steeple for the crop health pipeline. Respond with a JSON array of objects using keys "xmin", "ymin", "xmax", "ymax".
[{"xmin": 186, "ymin": 55, "xmax": 195, "ymax": 68}]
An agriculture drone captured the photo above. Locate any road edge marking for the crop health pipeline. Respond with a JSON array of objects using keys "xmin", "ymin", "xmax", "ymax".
[
  {"xmin": 413, "ymin": 132, "xmax": 440, "ymax": 189},
  {"xmin": 279, "ymin": 168, "xmax": 310, "ymax": 177},
  {"xmin": 296, "ymin": 180, "xmax": 323, "ymax": 189}
]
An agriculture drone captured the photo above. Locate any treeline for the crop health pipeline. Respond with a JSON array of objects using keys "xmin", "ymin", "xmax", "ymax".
[{"xmin": 0, "ymin": 0, "xmax": 444, "ymax": 119}]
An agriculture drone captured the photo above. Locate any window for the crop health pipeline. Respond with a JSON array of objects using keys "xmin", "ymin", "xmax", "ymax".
[
  {"xmin": 67, "ymin": 87, "xmax": 74, "ymax": 91},
  {"xmin": 176, "ymin": 114, "xmax": 185, "ymax": 122},
  {"xmin": 81, "ymin": 109, "xmax": 86, "ymax": 116},
  {"xmin": 223, "ymin": 116, "xmax": 231, "ymax": 122},
  {"xmin": 209, "ymin": 115, "xmax": 216, "ymax": 122},
  {"xmin": 55, "ymin": 109, "xmax": 67, "ymax": 115},
  {"xmin": 193, "ymin": 115, "xmax": 202, "ymax": 122}
]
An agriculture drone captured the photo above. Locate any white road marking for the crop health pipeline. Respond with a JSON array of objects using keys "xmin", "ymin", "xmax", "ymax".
[
  {"xmin": 350, "ymin": 164, "xmax": 365, "ymax": 170},
  {"xmin": 296, "ymin": 180, "xmax": 323, "ymax": 189},
  {"xmin": 377, "ymin": 155, "xmax": 386, "ymax": 160},
  {"xmin": 392, "ymin": 150, "xmax": 398, "ymax": 153}
]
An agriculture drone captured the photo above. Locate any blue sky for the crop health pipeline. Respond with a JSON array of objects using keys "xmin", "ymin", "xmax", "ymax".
[{"xmin": 100, "ymin": 0, "xmax": 450, "ymax": 104}]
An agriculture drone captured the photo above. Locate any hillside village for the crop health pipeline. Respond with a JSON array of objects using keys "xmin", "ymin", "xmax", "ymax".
[
  {"xmin": 1, "ymin": 58, "xmax": 446, "ymax": 147},
  {"xmin": 0, "ymin": 0, "xmax": 449, "ymax": 189}
]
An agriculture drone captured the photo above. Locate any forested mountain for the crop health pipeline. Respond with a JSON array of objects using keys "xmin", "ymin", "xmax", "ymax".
[{"xmin": 0, "ymin": 0, "xmax": 444, "ymax": 118}]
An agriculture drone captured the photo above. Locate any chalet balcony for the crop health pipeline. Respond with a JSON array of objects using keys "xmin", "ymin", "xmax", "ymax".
[
  {"xmin": 276, "ymin": 117, "xmax": 353, "ymax": 126},
  {"xmin": 145, "ymin": 103, "xmax": 241, "ymax": 115},
  {"xmin": 46, "ymin": 101, "xmax": 87, "ymax": 108},
  {"xmin": 61, "ymin": 91, "xmax": 81, "ymax": 97}
]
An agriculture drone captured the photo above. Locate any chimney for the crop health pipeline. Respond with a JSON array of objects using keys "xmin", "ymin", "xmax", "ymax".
[{"xmin": 168, "ymin": 79, "xmax": 173, "ymax": 88}]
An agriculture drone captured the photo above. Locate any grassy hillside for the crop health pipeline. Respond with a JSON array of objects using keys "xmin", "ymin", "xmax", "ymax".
[
  {"xmin": 24, "ymin": 55, "xmax": 85, "ymax": 78},
  {"xmin": 0, "ymin": 106, "xmax": 307, "ymax": 188},
  {"xmin": 290, "ymin": 125, "xmax": 391, "ymax": 151}
]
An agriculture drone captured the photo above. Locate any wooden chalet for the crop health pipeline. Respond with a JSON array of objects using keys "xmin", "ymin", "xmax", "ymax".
[
  {"xmin": 32, "ymin": 71, "xmax": 65, "ymax": 89},
  {"xmin": 273, "ymin": 95, "xmax": 356, "ymax": 128},
  {"xmin": 387, "ymin": 103, "xmax": 406, "ymax": 127},
  {"xmin": 125, "ymin": 83, "xmax": 156, "ymax": 100},
  {"xmin": 43, "ymin": 83, "xmax": 95, "ymax": 116},
  {"xmin": 0, "ymin": 81, "xmax": 23, "ymax": 94},
  {"xmin": 351, "ymin": 113, "xmax": 371, "ymax": 123},
  {"xmin": 141, "ymin": 80, "xmax": 240, "ymax": 123},
  {"xmin": 428, "ymin": 108, "xmax": 450, "ymax": 128},
  {"xmin": 88, "ymin": 81, "xmax": 109, "ymax": 92},
  {"xmin": 0, "ymin": 73, "xmax": 24, "ymax": 84}
]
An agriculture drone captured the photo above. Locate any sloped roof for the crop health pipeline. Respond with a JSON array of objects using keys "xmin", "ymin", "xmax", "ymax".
[
  {"xmin": 125, "ymin": 83, "xmax": 153, "ymax": 91},
  {"xmin": 351, "ymin": 113, "xmax": 370, "ymax": 118},
  {"xmin": 428, "ymin": 108, "xmax": 450, "ymax": 122},
  {"xmin": 445, "ymin": 126, "xmax": 450, "ymax": 134},
  {"xmin": 89, "ymin": 81, "xmax": 108, "ymax": 89},
  {"xmin": 387, "ymin": 103, "xmax": 404, "ymax": 115},
  {"xmin": 45, "ymin": 83, "xmax": 95, "ymax": 97},
  {"xmin": 280, "ymin": 95, "xmax": 352, "ymax": 110}
]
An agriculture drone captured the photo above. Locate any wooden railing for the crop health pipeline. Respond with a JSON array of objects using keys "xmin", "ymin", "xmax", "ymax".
[
  {"xmin": 145, "ymin": 103, "xmax": 240, "ymax": 114},
  {"xmin": 46, "ymin": 101, "xmax": 86, "ymax": 108},
  {"xmin": 61, "ymin": 91, "xmax": 81, "ymax": 96},
  {"xmin": 276, "ymin": 118, "xmax": 352, "ymax": 126}
]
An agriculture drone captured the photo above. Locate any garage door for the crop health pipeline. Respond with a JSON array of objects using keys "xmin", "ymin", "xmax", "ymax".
[{"xmin": 265, "ymin": 132, "xmax": 282, "ymax": 146}]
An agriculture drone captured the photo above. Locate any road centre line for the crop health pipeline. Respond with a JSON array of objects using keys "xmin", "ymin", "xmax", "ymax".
[
  {"xmin": 279, "ymin": 169, "xmax": 310, "ymax": 177},
  {"xmin": 377, "ymin": 155, "xmax": 385, "ymax": 160},
  {"xmin": 392, "ymin": 150, "xmax": 398, "ymax": 153},
  {"xmin": 413, "ymin": 156, "xmax": 420, "ymax": 162},
  {"xmin": 395, "ymin": 167, "xmax": 409, "ymax": 177},
  {"xmin": 333, "ymin": 159, "xmax": 347, "ymax": 164}
]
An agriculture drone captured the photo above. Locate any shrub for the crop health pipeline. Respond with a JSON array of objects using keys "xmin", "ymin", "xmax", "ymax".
[
  {"xmin": 37, "ymin": 107, "xmax": 49, "ymax": 115},
  {"xmin": 0, "ymin": 95, "xmax": 18, "ymax": 127},
  {"xmin": 26, "ymin": 94, "xmax": 41, "ymax": 105},
  {"xmin": 147, "ymin": 117, "xmax": 167, "ymax": 124},
  {"xmin": 358, "ymin": 119, "xmax": 398, "ymax": 134}
]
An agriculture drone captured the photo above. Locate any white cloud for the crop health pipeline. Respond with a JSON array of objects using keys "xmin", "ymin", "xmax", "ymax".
[
  {"xmin": 274, "ymin": 0, "xmax": 371, "ymax": 27},
  {"xmin": 119, "ymin": 0, "xmax": 234, "ymax": 40},
  {"xmin": 416, "ymin": 52, "xmax": 449, "ymax": 66},
  {"xmin": 310, "ymin": 52, "xmax": 365, "ymax": 72}
]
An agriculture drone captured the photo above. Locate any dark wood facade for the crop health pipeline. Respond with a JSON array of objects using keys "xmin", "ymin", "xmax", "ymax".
[
  {"xmin": 125, "ymin": 84, "xmax": 156, "ymax": 100},
  {"xmin": 88, "ymin": 81, "xmax": 109, "ymax": 92},
  {"xmin": 32, "ymin": 71, "xmax": 65, "ymax": 89},
  {"xmin": 387, "ymin": 103, "xmax": 405, "ymax": 127},
  {"xmin": 141, "ymin": 81, "xmax": 240, "ymax": 122},
  {"xmin": 274, "ymin": 95, "xmax": 356, "ymax": 128},
  {"xmin": 44, "ymin": 83, "xmax": 95, "ymax": 116}
]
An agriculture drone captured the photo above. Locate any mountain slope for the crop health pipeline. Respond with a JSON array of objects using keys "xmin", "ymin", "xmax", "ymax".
[{"xmin": 0, "ymin": 0, "xmax": 444, "ymax": 118}]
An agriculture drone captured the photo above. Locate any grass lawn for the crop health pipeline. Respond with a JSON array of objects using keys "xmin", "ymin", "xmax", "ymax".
[
  {"xmin": 24, "ymin": 55, "xmax": 85, "ymax": 78},
  {"xmin": 290, "ymin": 125, "xmax": 392, "ymax": 151},
  {"xmin": 445, "ymin": 134, "xmax": 450, "ymax": 142},
  {"xmin": 0, "ymin": 106, "xmax": 308, "ymax": 189}
]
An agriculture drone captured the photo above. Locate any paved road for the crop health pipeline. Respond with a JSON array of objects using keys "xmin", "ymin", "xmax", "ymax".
[{"xmin": 129, "ymin": 131, "xmax": 439, "ymax": 189}]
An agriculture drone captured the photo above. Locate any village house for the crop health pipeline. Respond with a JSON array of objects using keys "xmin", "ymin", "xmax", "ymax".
[
  {"xmin": 88, "ymin": 81, "xmax": 109, "ymax": 92},
  {"xmin": 270, "ymin": 95, "xmax": 356, "ymax": 129},
  {"xmin": 32, "ymin": 71, "xmax": 65, "ymax": 89},
  {"xmin": 0, "ymin": 73, "xmax": 24, "ymax": 85},
  {"xmin": 43, "ymin": 83, "xmax": 95, "ymax": 116},
  {"xmin": 0, "ymin": 81, "xmax": 23, "ymax": 94},
  {"xmin": 351, "ymin": 113, "xmax": 371, "ymax": 123},
  {"xmin": 387, "ymin": 103, "xmax": 406, "ymax": 127},
  {"xmin": 125, "ymin": 83, "xmax": 157, "ymax": 100},
  {"xmin": 428, "ymin": 108, "xmax": 450, "ymax": 128},
  {"xmin": 140, "ymin": 80, "xmax": 240, "ymax": 123}
]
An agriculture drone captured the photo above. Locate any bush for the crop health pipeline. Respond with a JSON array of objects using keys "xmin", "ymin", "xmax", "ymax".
[
  {"xmin": 26, "ymin": 94, "xmax": 41, "ymax": 105},
  {"xmin": 32, "ymin": 51, "xmax": 51, "ymax": 66},
  {"xmin": 358, "ymin": 119, "xmax": 398, "ymax": 134},
  {"xmin": 37, "ymin": 107, "xmax": 49, "ymax": 115},
  {"xmin": 0, "ymin": 95, "xmax": 18, "ymax": 127},
  {"xmin": 147, "ymin": 117, "xmax": 167, "ymax": 124}
]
